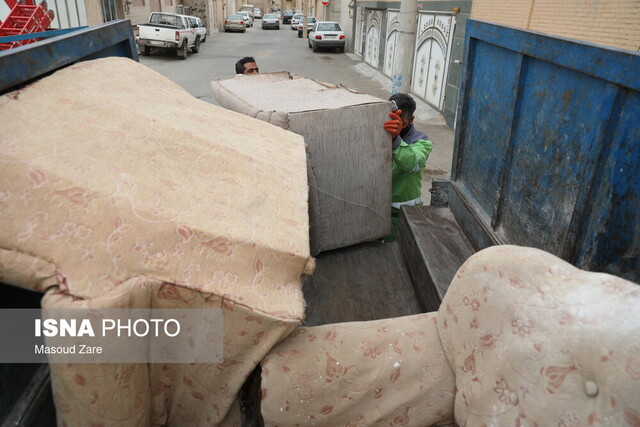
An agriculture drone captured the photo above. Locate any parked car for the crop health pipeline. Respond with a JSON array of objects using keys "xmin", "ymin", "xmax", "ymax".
[
  {"xmin": 296, "ymin": 17, "xmax": 316, "ymax": 37},
  {"xmin": 236, "ymin": 11, "xmax": 253, "ymax": 27},
  {"xmin": 253, "ymin": 8, "xmax": 261, "ymax": 19},
  {"xmin": 282, "ymin": 10, "xmax": 294, "ymax": 24},
  {"xmin": 137, "ymin": 12, "xmax": 200, "ymax": 59},
  {"xmin": 290, "ymin": 13, "xmax": 303, "ymax": 30},
  {"xmin": 262, "ymin": 13, "xmax": 280, "ymax": 29},
  {"xmin": 308, "ymin": 21, "xmax": 346, "ymax": 52},
  {"xmin": 187, "ymin": 16, "xmax": 207, "ymax": 42},
  {"xmin": 224, "ymin": 14, "xmax": 246, "ymax": 32}
]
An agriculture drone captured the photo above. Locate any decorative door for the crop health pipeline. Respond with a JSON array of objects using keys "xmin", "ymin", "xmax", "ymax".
[
  {"xmin": 411, "ymin": 13, "xmax": 455, "ymax": 110},
  {"xmin": 383, "ymin": 10, "xmax": 399, "ymax": 78},
  {"xmin": 363, "ymin": 9, "xmax": 381, "ymax": 69}
]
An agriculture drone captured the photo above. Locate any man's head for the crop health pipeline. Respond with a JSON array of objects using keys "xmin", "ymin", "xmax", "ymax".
[
  {"xmin": 389, "ymin": 93, "xmax": 416, "ymax": 128},
  {"xmin": 235, "ymin": 57, "xmax": 259, "ymax": 75}
]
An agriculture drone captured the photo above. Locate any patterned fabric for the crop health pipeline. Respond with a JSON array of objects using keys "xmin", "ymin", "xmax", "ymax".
[
  {"xmin": 0, "ymin": 57, "xmax": 311, "ymax": 425},
  {"xmin": 261, "ymin": 313, "xmax": 456, "ymax": 426},
  {"xmin": 261, "ymin": 245, "xmax": 640, "ymax": 426},
  {"xmin": 438, "ymin": 245, "xmax": 640, "ymax": 426}
]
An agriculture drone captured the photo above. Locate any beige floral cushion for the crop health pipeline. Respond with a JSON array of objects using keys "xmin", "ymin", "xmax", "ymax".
[
  {"xmin": 438, "ymin": 245, "xmax": 640, "ymax": 426},
  {"xmin": 0, "ymin": 57, "xmax": 311, "ymax": 425},
  {"xmin": 261, "ymin": 313, "xmax": 456, "ymax": 426}
]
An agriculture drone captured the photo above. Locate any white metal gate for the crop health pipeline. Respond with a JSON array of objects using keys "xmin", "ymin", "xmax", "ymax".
[
  {"xmin": 363, "ymin": 9, "xmax": 381, "ymax": 69},
  {"xmin": 383, "ymin": 10, "xmax": 399, "ymax": 78},
  {"xmin": 411, "ymin": 12, "xmax": 455, "ymax": 110},
  {"xmin": 49, "ymin": 0, "xmax": 88, "ymax": 28}
]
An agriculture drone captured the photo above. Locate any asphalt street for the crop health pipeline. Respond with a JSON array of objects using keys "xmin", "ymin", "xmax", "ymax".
[{"xmin": 138, "ymin": 21, "xmax": 454, "ymax": 200}]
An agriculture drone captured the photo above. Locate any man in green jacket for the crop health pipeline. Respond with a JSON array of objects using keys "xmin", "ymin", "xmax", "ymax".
[{"xmin": 383, "ymin": 93, "xmax": 433, "ymax": 241}]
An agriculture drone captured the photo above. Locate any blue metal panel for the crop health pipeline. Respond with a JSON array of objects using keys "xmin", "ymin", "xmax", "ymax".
[
  {"xmin": 0, "ymin": 27, "xmax": 88, "ymax": 43},
  {"xmin": 497, "ymin": 57, "xmax": 618, "ymax": 254},
  {"xmin": 0, "ymin": 20, "xmax": 138, "ymax": 94},
  {"xmin": 573, "ymin": 91, "xmax": 640, "ymax": 279},
  {"xmin": 456, "ymin": 41, "xmax": 520, "ymax": 222},
  {"xmin": 453, "ymin": 20, "xmax": 640, "ymax": 282}
]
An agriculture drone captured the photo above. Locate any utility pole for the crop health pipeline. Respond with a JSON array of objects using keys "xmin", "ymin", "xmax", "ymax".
[
  {"xmin": 393, "ymin": 0, "xmax": 418, "ymax": 94},
  {"xmin": 302, "ymin": 0, "xmax": 307, "ymax": 38}
]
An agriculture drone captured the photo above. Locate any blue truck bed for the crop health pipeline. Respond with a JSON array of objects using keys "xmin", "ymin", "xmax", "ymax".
[
  {"xmin": 432, "ymin": 19, "xmax": 639, "ymax": 284},
  {"xmin": 0, "ymin": 19, "xmax": 138, "ymax": 94}
]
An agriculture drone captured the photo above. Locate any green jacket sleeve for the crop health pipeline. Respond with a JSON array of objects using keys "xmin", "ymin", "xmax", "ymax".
[{"xmin": 392, "ymin": 137, "xmax": 433, "ymax": 173}]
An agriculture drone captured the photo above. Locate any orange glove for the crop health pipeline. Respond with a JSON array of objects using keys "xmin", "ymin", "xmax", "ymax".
[{"xmin": 384, "ymin": 110, "xmax": 403, "ymax": 139}]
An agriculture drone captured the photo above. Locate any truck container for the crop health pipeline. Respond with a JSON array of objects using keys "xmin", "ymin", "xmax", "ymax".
[{"xmin": 0, "ymin": 18, "xmax": 638, "ymax": 426}]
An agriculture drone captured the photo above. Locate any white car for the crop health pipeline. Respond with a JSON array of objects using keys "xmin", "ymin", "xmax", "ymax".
[
  {"xmin": 187, "ymin": 16, "xmax": 207, "ymax": 42},
  {"xmin": 290, "ymin": 13, "xmax": 303, "ymax": 30},
  {"xmin": 262, "ymin": 13, "xmax": 280, "ymax": 29},
  {"xmin": 308, "ymin": 21, "xmax": 346, "ymax": 52},
  {"xmin": 236, "ymin": 11, "xmax": 253, "ymax": 27},
  {"xmin": 253, "ymin": 8, "xmax": 261, "ymax": 19}
]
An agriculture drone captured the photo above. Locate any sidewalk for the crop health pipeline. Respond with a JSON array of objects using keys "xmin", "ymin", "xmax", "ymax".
[{"xmin": 346, "ymin": 54, "xmax": 455, "ymax": 204}]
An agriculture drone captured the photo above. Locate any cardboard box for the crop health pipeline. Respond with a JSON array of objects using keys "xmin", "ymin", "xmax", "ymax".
[{"xmin": 212, "ymin": 72, "xmax": 392, "ymax": 255}]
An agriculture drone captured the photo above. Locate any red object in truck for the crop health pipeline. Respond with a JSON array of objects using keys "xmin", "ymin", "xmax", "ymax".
[{"xmin": 0, "ymin": 0, "xmax": 55, "ymax": 50}]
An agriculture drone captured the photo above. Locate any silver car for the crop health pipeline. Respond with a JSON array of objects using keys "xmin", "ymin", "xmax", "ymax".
[
  {"xmin": 236, "ymin": 11, "xmax": 253, "ymax": 27},
  {"xmin": 296, "ymin": 17, "xmax": 316, "ymax": 38},
  {"xmin": 262, "ymin": 13, "xmax": 280, "ymax": 29},
  {"xmin": 308, "ymin": 21, "xmax": 346, "ymax": 52},
  {"xmin": 224, "ymin": 14, "xmax": 246, "ymax": 33}
]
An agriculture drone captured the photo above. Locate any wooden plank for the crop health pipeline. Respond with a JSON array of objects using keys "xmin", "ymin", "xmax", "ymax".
[
  {"xmin": 397, "ymin": 206, "xmax": 475, "ymax": 312},
  {"xmin": 302, "ymin": 241, "xmax": 421, "ymax": 326},
  {"xmin": 448, "ymin": 181, "xmax": 507, "ymax": 251}
]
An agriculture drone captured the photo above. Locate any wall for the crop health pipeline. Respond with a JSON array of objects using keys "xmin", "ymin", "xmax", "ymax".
[
  {"xmin": 85, "ymin": 0, "xmax": 105, "ymax": 25},
  {"xmin": 471, "ymin": 0, "xmax": 640, "ymax": 52}
]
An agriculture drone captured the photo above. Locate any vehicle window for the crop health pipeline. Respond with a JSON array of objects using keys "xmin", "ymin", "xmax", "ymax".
[
  {"xmin": 172, "ymin": 15, "xmax": 182, "ymax": 26},
  {"xmin": 150, "ymin": 13, "xmax": 180, "ymax": 26},
  {"xmin": 229, "ymin": 14, "xmax": 242, "ymax": 19},
  {"xmin": 264, "ymin": 14, "xmax": 276, "ymax": 18},
  {"xmin": 318, "ymin": 23, "xmax": 341, "ymax": 31}
]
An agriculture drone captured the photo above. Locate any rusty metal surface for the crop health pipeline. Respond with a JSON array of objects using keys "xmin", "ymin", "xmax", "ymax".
[{"xmin": 452, "ymin": 20, "xmax": 639, "ymax": 283}]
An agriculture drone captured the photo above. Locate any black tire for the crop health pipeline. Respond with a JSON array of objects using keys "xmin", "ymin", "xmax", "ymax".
[
  {"xmin": 276, "ymin": 25, "xmax": 279, "ymax": 29},
  {"xmin": 224, "ymin": 28, "xmax": 229, "ymax": 32},
  {"xmin": 178, "ymin": 41, "xmax": 188, "ymax": 59},
  {"xmin": 339, "ymin": 46, "xmax": 344, "ymax": 53},
  {"xmin": 143, "ymin": 45, "xmax": 150, "ymax": 56},
  {"xmin": 242, "ymin": 28, "xmax": 246, "ymax": 33},
  {"xmin": 312, "ymin": 42, "xmax": 318, "ymax": 52},
  {"xmin": 308, "ymin": 38, "xmax": 312, "ymax": 48},
  {"xmin": 202, "ymin": 34, "xmax": 206, "ymax": 42},
  {"xmin": 298, "ymin": 31, "xmax": 302, "ymax": 38},
  {"xmin": 191, "ymin": 37, "xmax": 200, "ymax": 53}
]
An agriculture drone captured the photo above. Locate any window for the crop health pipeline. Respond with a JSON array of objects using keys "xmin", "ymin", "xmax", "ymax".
[
  {"xmin": 152, "ymin": 14, "xmax": 181, "ymax": 26},
  {"xmin": 318, "ymin": 23, "xmax": 341, "ymax": 31}
]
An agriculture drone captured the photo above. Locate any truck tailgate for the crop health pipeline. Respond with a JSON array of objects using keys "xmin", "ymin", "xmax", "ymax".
[{"xmin": 138, "ymin": 24, "xmax": 177, "ymax": 43}]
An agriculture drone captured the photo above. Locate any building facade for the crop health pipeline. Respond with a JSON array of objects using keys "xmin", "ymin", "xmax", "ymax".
[{"xmin": 340, "ymin": 0, "xmax": 640, "ymax": 127}]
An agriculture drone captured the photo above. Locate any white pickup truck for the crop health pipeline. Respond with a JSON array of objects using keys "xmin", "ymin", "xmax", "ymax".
[{"xmin": 137, "ymin": 12, "xmax": 200, "ymax": 59}]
